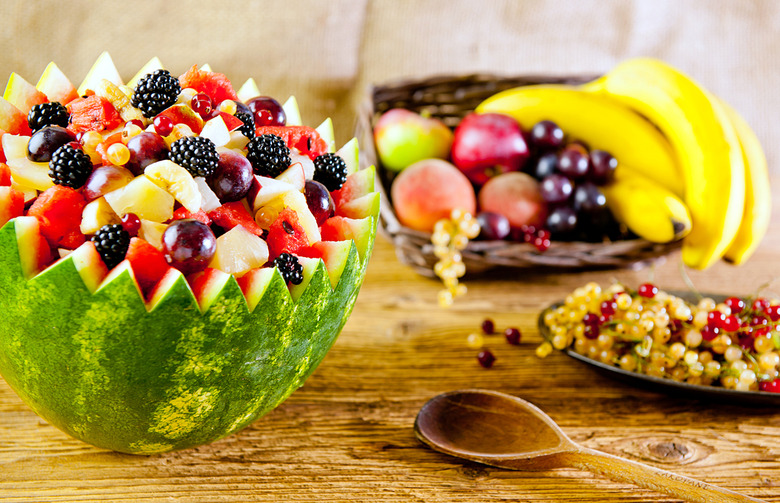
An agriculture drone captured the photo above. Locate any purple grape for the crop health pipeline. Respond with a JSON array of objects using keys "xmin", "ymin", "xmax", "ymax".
[
  {"xmin": 208, "ymin": 150, "xmax": 254, "ymax": 202},
  {"xmin": 476, "ymin": 211, "xmax": 511, "ymax": 240},
  {"xmin": 572, "ymin": 182, "xmax": 606, "ymax": 214},
  {"xmin": 304, "ymin": 180, "xmax": 335, "ymax": 226},
  {"xmin": 247, "ymin": 96, "xmax": 286, "ymax": 127},
  {"xmin": 532, "ymin": 152, "xmax": 558, "ymax": 180},
  {"xmin": 529, "ymin": 120, "xmax": 564, "ymax": 150},
  {"xmin": 162, "ymin": 219, "xmax": 217, "ymax": 275},
  {"xmin": 540, "ymin": 174, "xmax": 573, "ymax": 204},
  {"xmin": 557, "ymin": 146, "xmax": 589, "ymax": 179},
  {"xmin": 26, "ymin": 126, "xmax": 76, "ymax": 162},
  {"xmin": 125, "ymin": 132, "xmax": 169, "ymax": 176},
  {"xmin": 546, "ymin": 206, "xmax": 578, "ymax": 235},
  {"xmin": 589, "ymin": 149, "xmax": 618, "ymax": 185}
]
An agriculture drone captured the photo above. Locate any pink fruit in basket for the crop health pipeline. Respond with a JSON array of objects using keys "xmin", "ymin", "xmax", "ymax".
[
  {"xmin": 374, "ymin": 109, "xmax": 453, "ymax": 172},
  {"xmin": 451, "ymin": 112, "xmax": 529, "ymax": 186},
  {"xmin": 391, "ymin": 158, "xmax": 476, "ymax": 232},
  {"xmin": 478, "ymin": 172, "xmax": 547, "ymax": 229}
]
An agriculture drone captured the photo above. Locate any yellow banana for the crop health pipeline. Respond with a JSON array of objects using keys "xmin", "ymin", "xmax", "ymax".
[
  {"xmin": 587, "ymin": 58, "xmax": 745, "ymax": 270},
  {"xmin": 476, "ymin": 84, "xmax": 682, "ymax": 197},
  {"xmin": 602, "ymin": 167, "xmax": 691, "ymax": 243},
  {"xmin": 717, "ymin": 99, "xmax": 771, "ymax": 264}
]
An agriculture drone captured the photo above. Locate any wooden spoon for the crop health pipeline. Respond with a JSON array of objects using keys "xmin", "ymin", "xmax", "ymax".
[{"xmin": 414, "ymin": 389, "xmax": 765, "ymax": 503}]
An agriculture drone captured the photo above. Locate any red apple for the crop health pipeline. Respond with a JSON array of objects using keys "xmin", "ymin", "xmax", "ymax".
[{"xmin": 451, "ymin": 112, "xmax": 529, "ymax": 186}]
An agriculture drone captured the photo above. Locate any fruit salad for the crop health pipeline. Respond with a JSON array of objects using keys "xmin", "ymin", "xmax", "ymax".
[
  {"xmin": 540, "ymin": 282, "xmax": 780, "ymax": 393},
  {"xmin": 0, "ymin": 54, "xmax": 379, "ymax": 454},
  {"xmin": 0, "ymin": 58, "xmax": 375, "ymax": 297}
]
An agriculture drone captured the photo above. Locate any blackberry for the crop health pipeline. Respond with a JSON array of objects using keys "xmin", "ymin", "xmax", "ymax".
[
  {"xmin": 246, "ymin": 134, "xmax": 291, "ymax": 177},
  {"xmin": 273, "ymin": 253, "xmax": 303, "ymax": 285},
  {"xmin": 48, "ymin": 144, "xmax": 92, "ymax": 188},
  {"xmin": 235, "ymin": 110, "xmax": 255, "ymax": 139},
  {"xmin": 168, "ymin": 136, "xmax": 219, "ymax": 177},
  {"xmin": 313, "ymin": 153, "xmax": 348, "ymax": 191},
  {"xmin": 92, "ymin": 224, "xmax": 130, "ymax": 270},
  {"xmin": 131, "ymin": 69, "xmax": 181, "ymax": 118},
  {"xmin": 27, "ymin": 102, "xmax": 69, "ymax": 132}
]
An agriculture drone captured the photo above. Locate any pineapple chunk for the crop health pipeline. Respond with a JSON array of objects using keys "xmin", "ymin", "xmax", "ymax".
[
  {"xmin": 209, "ymin": 225, "xmax": 269, "ymax": 275},
  {"xmin": 144, "ymin": 160, "xmax": 201, "ymax": 212},
  {"xmin": 139, "ymin": 219, "xmax": 168, "ymax": 250},
  {"xmin": 104, "ymin": 175, "xmax": 174, "ymax": 222},
  {"xmin": 2, "ymin": 134, "xmax": 30, "ymax": 161},
  {"xmin": 6, "ymin": 157, "xmax": 53, "ymax": 191},
  {"xmin": 276, "ymin": 162, "xmax": 305, "ymax": 191},
  {"xmin": 80, "ymin": 197, "xmax": 120, "ymax": 234}
]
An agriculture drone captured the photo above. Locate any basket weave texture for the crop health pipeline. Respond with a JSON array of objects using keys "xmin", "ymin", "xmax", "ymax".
[{"xmin": 355, "ymin": 74, "xmax": 680, "ymax": 277}]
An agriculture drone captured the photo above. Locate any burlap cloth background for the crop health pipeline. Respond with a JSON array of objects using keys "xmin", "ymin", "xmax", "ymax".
[{"xmin": 0, "ymin": 0, "xmax": 777, "ymax": 174}]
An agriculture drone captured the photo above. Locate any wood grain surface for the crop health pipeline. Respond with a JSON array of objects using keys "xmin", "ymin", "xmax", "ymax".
[{"xmin": 1, "ymin": 180, "xmax": 779, "ymax": 502}]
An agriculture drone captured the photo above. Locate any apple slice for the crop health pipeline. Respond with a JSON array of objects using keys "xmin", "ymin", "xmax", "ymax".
[
  {"xmin": 104, "ymin": 175, "xmax": 175, "ymax": 222},
  {"xmin": 0, "ymin": 98, "xmax": 32, "ymax": 135},
  {"xmin": 126, "ymin": 57, "xmax": 164, "ymax": 90},
  {"xmin": 237, "ymin": 78, "xmax": 261, "ymax": 103},
  {"xmin": 276, "ymin": 162, "xmax": 305, "ymax": 191},
  {"xmin": 199, "ymin": 115, "xmax": 231, "ymax": 147},
  {"xmin": 154, "ymin": 104, "xmax": 204, "ymax": 135},
  {"xmin": 194, "ymin": 177, "xmax": 221, "ymax": 212},
  {"xmin": 77, "ymin": 52, "xmax": 123, "ymax": 96},
  {"xmin": 144, "ymin": 160, "xmax": 202, "ymax": 212},
  {"xmin": 250, "ymin": 175, "xmax": 299, "ymax": 210},
  {"xmin": 209, "ymin": 225, "xmax": 269, "ymax": 276},
  {"xmin": 36, "ymin": 62, "xmax": 79, "ymax": 104},
  {"xmin": 4, "ymin": 73, "xmax": 48, "ymax": 113},
  {"xmin": 282, "ymin": 96, "xmax": 302, "ymax": 126},
  {"xmin": 315, "ymin": 117, "xmax": 336, "ymax": 153},
  {"xmin": 138, "ymin": 219, "xmax": 168, "ymax": 250}
]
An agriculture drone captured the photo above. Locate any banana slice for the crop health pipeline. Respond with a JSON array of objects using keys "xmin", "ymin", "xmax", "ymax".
[{"xmin": 144, "ymin": 160, "xmax": 202, "ymax": 212}]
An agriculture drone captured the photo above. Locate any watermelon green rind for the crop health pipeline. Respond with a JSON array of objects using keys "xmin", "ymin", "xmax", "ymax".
[{"xmin": 0, "ymin": 209, "xmax": 376, "ymax": 454}]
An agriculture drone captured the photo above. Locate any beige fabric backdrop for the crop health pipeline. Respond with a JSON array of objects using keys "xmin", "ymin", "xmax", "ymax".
[{"xmin": 0, "ymin": 0, "xmax": 777, "ymax": 173}]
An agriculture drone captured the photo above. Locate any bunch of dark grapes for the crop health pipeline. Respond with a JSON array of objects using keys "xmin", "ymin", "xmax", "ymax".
[{"xmin": 524, "ymin": 120, "xmax": 626, "ymax": 242}]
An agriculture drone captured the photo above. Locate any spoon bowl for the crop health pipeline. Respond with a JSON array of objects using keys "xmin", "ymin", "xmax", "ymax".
[{"xmin": 415, "ymin": 389, "xmax": 765, "ymax": 503}]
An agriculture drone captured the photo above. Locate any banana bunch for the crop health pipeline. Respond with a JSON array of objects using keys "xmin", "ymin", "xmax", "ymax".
[{"xmin": 476, "ymin": 59, "xmax": 770, "ymax": 269}]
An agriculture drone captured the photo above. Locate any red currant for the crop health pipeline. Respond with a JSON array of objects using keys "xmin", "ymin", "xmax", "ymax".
[
  {"xmin": 533, "ymin": 236, "xmax": 551, "ymax": 252},
  {"xmin": 767, "ymin": 305, "xmax": 780, "ymax": 322},
  {"xmin": 723, "ymin": 315, "xmax": 740, "ymax": 332},
  {"xmin": 504, "ymin": 327, "xmax": 521, "ymax": 345},
  {"xmin": 127, "ymin": 119, "xmax": 144, "ymax": 129},
  {"xmin": 700, "ymin": 325, "xmax": 719, "ymax": 341},
  {"xmin": 477, "ymin": 350, "xmax": 496, "ymax": 368},
  {"xmin": 752, "ymin": 315, "xmax": 768, "ymax": 327},
  {"xmin": 600, "ymin": 299, "xmax": 617, "ymax": 317},
  {"xmin": 759, "ymin": 379, "xmax": 780, "ymax": 393},
  {"xmin": 191, "ymin": 93, "xmax": 213, "ymax": 118},
  {"xmin": 753, "ymin": 298, "xmax": 769, "ymax": 312},
  {"xmin": 583, "ymin": 323, "xmax": 600, "ymax": 340},
  {"xmin": 725, "ymin": 296, "xmax": 745, "ymax": 314},
  {"xmin": 153, "ymin": 115, "xmax": 174, "ymax": 137},
  {"xmin": 637, "ymin": 283, "xmax": 658, "ymax": 298},
  {"xmin": 481, "ymin": 318, "xmax": 495, "ymax": 335},
  {"xmin": 582, "ymin": 313, "xmax": 600, "ymax": 326},
  {"xmin": 669, "ymin": 318, "xmax": 684, "ymax": 335},
  {"xmin": 706, "ymin": 310, "xmax": 726, "ymax": 329},
  {"xmin": 120, "ymin": 213, "xmax": 141, "ymax": 237}
]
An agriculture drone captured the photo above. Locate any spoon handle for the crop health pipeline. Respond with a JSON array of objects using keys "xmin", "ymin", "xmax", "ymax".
[{"xmin": 565, "ymin": 447, "xmax": 765, "ymax": 503}]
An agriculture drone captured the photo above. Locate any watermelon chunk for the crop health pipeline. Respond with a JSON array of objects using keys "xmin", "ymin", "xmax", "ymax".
[
  {"xmin": 0, "ymin": 97, "xmax": 32, "ymax": 135},
  {"xmin": 178, "ymin": 65, "xmax": 238, "ymax": 104},
  {"xmin": 332, "ymin": 165, "xmax": 376, "ymax": 208},
  {"xmin": 67, "ymin": 95, "xmax": 122, "ymax": 134},
  {"xmin": 255, "ymin": 125, "xmax": 328, "ymax": 160},
  {"xmin": 266, "ymin": 207, "xmax": 309, "ymax": 260},
  {"xmin": 0, "ymin": 162, "xmax": 11, "ymax": 185},
  {"xmin": 208, "ymin": 201, "xmax": 263, "ymax": 236},
  {"xmin": 3, "ymin": 72, "xmax": 48, "ymax": 114},
  {"xmin": 0, "ymin": 186, "xmax": 24, "ymax": 227},
  {"xmin": 172, "ymin": 207, "xmax": 212, "ymax": 226},
  {"xmin": 27, "ymin": 185, "xmax": 87, "ymax": 248},
  {"xmin": 125, "ymin": 237, "xmax": 172, "ymax": 296}
]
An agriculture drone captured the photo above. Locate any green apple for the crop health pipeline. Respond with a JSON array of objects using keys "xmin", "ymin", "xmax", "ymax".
[{"xmin": 373, "ymin": 109, "xmax": 453, "ymax": 172}]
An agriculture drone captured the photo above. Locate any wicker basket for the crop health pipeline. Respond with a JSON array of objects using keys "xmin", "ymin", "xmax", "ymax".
[{"xmin": 354, "ymin": 74, "xmax": 681, "ymax": 277}]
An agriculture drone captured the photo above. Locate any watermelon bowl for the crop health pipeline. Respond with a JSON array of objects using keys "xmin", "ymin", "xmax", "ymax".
[{"xmin": 0, "ymin": 53, "xmax": 379, "ymax": 454}]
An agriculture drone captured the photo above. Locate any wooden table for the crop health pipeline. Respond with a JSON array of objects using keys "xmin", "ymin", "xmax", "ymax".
[{"xmin": 2, "ymin": 181, "xmax": 779, "ymax": 502}]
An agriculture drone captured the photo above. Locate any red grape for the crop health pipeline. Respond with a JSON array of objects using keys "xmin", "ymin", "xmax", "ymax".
[
  {"xmin": 304, "ymin": 180, "xmax": 335, "ymax": 226},
  {"xmin": 540, "ymin": 174, "xmax": 573, "ymax": 203},
  {"xmin": 27, "ymin": 126, "xmax": 76, "ymax": 162},
  {"xmin": 572, "ymin": 182, "xmax": 606, "ymax": 214},
  {"xmin": 162, "ymin": 219, "xmax": 217, "ymax": 275},
  {"xmin": 529, "ymin": 120, "xmax": 564, "ymax": 150},
  {"xmin": 532, "ymin": 152, "xmax": 558, "ymax": 180},
  {"xmin": 247, "ymin": 96, "xmax": 286, "ymax": 127},
  {"xmin": 557, "ymin": 146, "xmax": 589, "ymax": 179},
  {"xmin": 546, "ymin": 206, "xmax": 577, "ymax": 235},
  {"xmin": 125, "ymin": 132, "xmax": 169, "ymax": 176},
  {"xmin": 589, "ymin": 149, "xmax": 617, "ymax": 185},
  {"xmin": 82, "ymin": 165, "xmax": 135, "ymax": 201},
  {"xmin": 208, "ymin": 150, "xmax": 254, "ymax": 202},
  {"xmin": 476, "ymin": 211, "xmax": 510, "ymax": 240}
]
